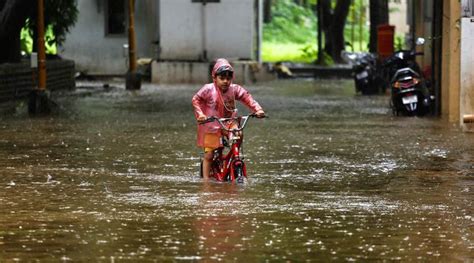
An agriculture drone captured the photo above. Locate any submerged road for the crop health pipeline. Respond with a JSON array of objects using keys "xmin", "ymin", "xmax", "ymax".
[{"xmin": 0, "ymin": 79, "xmax": 472, "ymax": 261}]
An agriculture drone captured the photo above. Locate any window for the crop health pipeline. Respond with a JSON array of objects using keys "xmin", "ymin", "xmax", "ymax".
[
  {"xmin": 106, "ymin": 0, "xmax": 126, "ymax": 35},
  {"xmin": 462, "ymin": 0, "xmax": 474, "ymax": 17}
]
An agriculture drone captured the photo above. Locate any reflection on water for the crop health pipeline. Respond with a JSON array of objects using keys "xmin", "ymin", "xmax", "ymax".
[{"xmin": 0, "ymin": 80, "xmax": 472, "ymax": 261}]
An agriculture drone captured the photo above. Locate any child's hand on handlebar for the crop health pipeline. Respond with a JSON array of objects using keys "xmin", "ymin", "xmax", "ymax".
[
  {"xmin": 197, "ymin": 114, "xmax": 207, "ymax": 123},
  {"xmin": 255, "ymin": 110, "xmax": 265, "ymax": 118}
]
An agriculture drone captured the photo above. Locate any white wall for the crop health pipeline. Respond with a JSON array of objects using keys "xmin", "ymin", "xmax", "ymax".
[
  {"xmin": 61, "ymin": 0, "xmax": 256, "ymax": 75},
  {"xmin": 60, "ymin": 0, "xmax": 157, "ymax": 75},
  {"xmin": 159, "ymin": 0, "xmax": 255, "ymax": 61},
  {"xmin": 460, "ymin": 18, "xmax": 474, "ymax": 131},
  {"xmin": 389, "ymin": 0, "xmax": 409, "ymax": 36}
]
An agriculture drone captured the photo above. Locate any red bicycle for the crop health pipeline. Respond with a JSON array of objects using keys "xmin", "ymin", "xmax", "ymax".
[{"xmin": 199, "ymin": 113, "xmax": 264, "ymax": 183}]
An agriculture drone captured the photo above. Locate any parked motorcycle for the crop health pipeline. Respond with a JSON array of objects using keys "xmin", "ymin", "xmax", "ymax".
[
  {"xmin": 341, "ymin": 51, "xmax": 382, "ymax": 95},
  {"xmin": 382, "ymin": 38, "xmax": 432, "ymax": 116}
]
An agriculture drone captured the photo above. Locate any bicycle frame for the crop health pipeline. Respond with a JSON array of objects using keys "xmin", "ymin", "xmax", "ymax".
[{"xmin": 200, "ymin": 114, "xmax": 257, "ymax": 182}]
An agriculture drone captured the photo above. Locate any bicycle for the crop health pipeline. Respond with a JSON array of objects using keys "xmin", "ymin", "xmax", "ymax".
[{"xmin": 199, "ymin": 113, "xmax": 264, "ymax": 183}]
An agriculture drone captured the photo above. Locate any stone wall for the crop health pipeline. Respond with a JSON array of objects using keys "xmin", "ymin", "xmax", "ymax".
[{"xmin": 0, "ymin": 60, "xmax": 75, "ymax": 102}]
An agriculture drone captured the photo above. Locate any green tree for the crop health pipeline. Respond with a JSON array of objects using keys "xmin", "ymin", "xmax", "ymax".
[
  {"xmin": 369, "ymin": 0, "xmax": 389, "ymax": 52},
  {"xmin": 264, "ymin": 0, "xmax": 316, "ymax": 44},
  {"xmin": 0, "ymin": 0, "xmax": 33, "ymax": 63},
  {"xmin": 263, "ymin": 0, "xmax": 362, "ymax": 63},
  {"xmin": 26, "ymin": 0, "xmax": 78, "ymax": 53},
  {"xmin": 319, "ymin": 0, "xmax": 352, "ymax": 63},
  {"xmin": 0, "ymin": 0, "xmax": 77, "ymax": 63},
  {"xmin": 264, "ymin": 0, "xmax": 272, "ymax": 23}
]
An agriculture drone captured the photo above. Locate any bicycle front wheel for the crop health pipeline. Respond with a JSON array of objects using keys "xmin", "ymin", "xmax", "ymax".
[{"xmin": 233, "ymin": 162, "xmax": 246, "ymax": 183}]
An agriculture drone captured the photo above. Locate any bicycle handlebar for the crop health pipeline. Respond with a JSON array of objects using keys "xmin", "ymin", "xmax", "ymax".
[{"xmin": 199, "ymin": 113, "xmax": 266, "ymax": 132}]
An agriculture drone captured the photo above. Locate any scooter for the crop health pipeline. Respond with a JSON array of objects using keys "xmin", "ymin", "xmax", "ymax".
[
  {"xmin": 383, "ymin": 38, "xmax": 432, "ymax": 116},
  {"xmin": 341, "ymin": 51, "xmax": 381, "ymax": 95}
]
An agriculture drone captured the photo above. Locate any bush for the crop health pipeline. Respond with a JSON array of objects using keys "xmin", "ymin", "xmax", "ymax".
[
  {"xmin": 262, "ymin": 0, "xmax": 371, "ymax": 62},
  {"xmin": 263, "ymin": 0, "xmax": 316, "ymax": 44}
]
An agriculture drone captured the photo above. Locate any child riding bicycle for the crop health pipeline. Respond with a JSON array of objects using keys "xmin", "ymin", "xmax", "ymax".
[{"xmin": 192, "ymin": 58, "xmax": 265, "ymax": 181}]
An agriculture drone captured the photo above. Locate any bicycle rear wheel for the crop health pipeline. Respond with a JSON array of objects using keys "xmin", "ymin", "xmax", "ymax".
[
  {"xmin": 200, "ymin": 160, "xmax": 203, "ymax": 177},
  {"xmin": 210, "ymin": 160, "xmax": 221, "ymax": 179}
]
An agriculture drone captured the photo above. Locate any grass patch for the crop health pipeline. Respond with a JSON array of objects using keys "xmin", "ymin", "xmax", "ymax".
[
  {"xmin": 262, "ymin": 40, "xmax": 371, "ymax": 63},
  {"xmin": 262, "ymin": 42, "xmax": 317, "ymax": 63}
]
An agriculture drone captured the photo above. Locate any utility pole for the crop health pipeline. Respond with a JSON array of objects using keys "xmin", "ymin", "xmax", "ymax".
[
  {"xmin": 29, "ymin": 0, "xmax": 51, "ymax": 114},
  {"xmin": 126, "ymin": 0, "xmax": 141, "ymax": 90},
  {"xmin": 37, "ymin": 0, "xmax": 46, "ymax": 93}
]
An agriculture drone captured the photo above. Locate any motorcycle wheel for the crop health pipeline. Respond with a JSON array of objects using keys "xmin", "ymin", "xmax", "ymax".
[
  {"xmin": 390, "ymin": 100, "xmax": 399, "ymax": 116},
  {"xmin": 416, "ymin": 106, "xmax": 428, "ymax": 117},
  {"xmin": 416, "ymin": 98, "xmax": 431, "ymax": 116},
  {"xmin": 391, "ymin": 108, "xmax": 399, "ymax": 116},
  {"xmin": 361, "ymin": 87, "xmax": 378, "ymax": 95},
  {"xmin": 354, "ymin": 79, "xmax": 361, "ymax": 93},
  {"xmin": 360, "ymin": 80, "xmax": 379, "ymax": 95}
]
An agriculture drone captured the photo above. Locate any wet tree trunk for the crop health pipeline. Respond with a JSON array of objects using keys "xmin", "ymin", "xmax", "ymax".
[
  {"xmin": 294, "ymin": 0, "xmax": 308, "ymax": 6},
  {"xmin": 319, "ymin": 0, "xmax": 351, "ymax": 63},
  {"xmin": 369, "ymin": 0, "xmax": 389, "ymax": 53},
  {"xmin": 0, "ymin": 0, "xmax": 33, "ymax": 63},
  {"xmin": 263, "ymin": 0, "xmax": 272, "ymax": 23},
  {"xmin": 316, "ymin": 1, "xmax": 324, "ymax": 64}
]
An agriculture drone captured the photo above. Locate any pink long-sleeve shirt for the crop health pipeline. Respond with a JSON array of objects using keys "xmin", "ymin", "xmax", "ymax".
[{"xmin": 192, "ymin": 59, "xmax": 263, "ymax": 148}]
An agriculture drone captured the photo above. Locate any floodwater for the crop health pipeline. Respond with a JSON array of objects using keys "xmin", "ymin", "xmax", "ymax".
[{"xmin": 0, "ymin": 79, "xmax": 472, "ymax": 261}]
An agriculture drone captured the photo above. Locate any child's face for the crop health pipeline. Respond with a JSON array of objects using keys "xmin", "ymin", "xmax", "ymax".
[{"xmin": 214, "ymin": 73, "xmax": 232, "ymax": 92}]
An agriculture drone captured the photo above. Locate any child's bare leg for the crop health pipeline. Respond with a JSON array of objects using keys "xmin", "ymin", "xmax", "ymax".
[{"xmin": 202, "ymin": 151, "xmax": 213, "ymax": 180}]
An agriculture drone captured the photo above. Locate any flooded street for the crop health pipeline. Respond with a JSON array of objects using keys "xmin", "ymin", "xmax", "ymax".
[{"xmin": 0, "ymin": 79, "xmax": 472, "ymax": 261}]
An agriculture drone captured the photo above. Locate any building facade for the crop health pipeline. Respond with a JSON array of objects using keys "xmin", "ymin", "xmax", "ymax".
[
  {"xmin": 60, "ymin": 0, "xmax": 262, "ymax": 76},
  {"xmin": 408, "ymin": 0, "xmax": 474, "ymax": 131}
]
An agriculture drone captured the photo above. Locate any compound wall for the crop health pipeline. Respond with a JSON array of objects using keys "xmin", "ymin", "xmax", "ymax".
[{"xmin": 0, "ymin": 60, "xmax": 75, "ymax": 102}]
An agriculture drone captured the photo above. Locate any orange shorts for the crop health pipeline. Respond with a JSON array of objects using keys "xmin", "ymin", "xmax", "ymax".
[
  {"xmin": 202, "ymin": 122, "xmax": 238, "ymax": 152},
  {"xmin": 203, "ymin": 133, "xmax": 220, "ymax": 153}
]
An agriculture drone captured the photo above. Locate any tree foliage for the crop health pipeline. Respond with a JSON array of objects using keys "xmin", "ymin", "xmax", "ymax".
[
  {"xmin": 0, "ymin": 0, "xmax": 77, "ymax": 63},
  {"xmin": 263, "ymin": 0, "xmax": 316, "ymax": 44},
  {"xmin": 264, "ymin": 0, "xmax": 365, "ymax": 63},
  {"xmin": 344, "ymin": 0, "xmax": 369, "ymax": 50},
  {"xmin": 0, "ymin": 0, "xmax": 33, "ymax": 62},
  {"xmin": 26, "ymin": 0, "xmax": 78, "ymax": 50},
  {"xmin": 319, "ymin": 0, "xmax": 352, "ymax": 63},
  {"xmin": 369, "ymin": 0, "xmax": 388, "ymax": 52}
]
